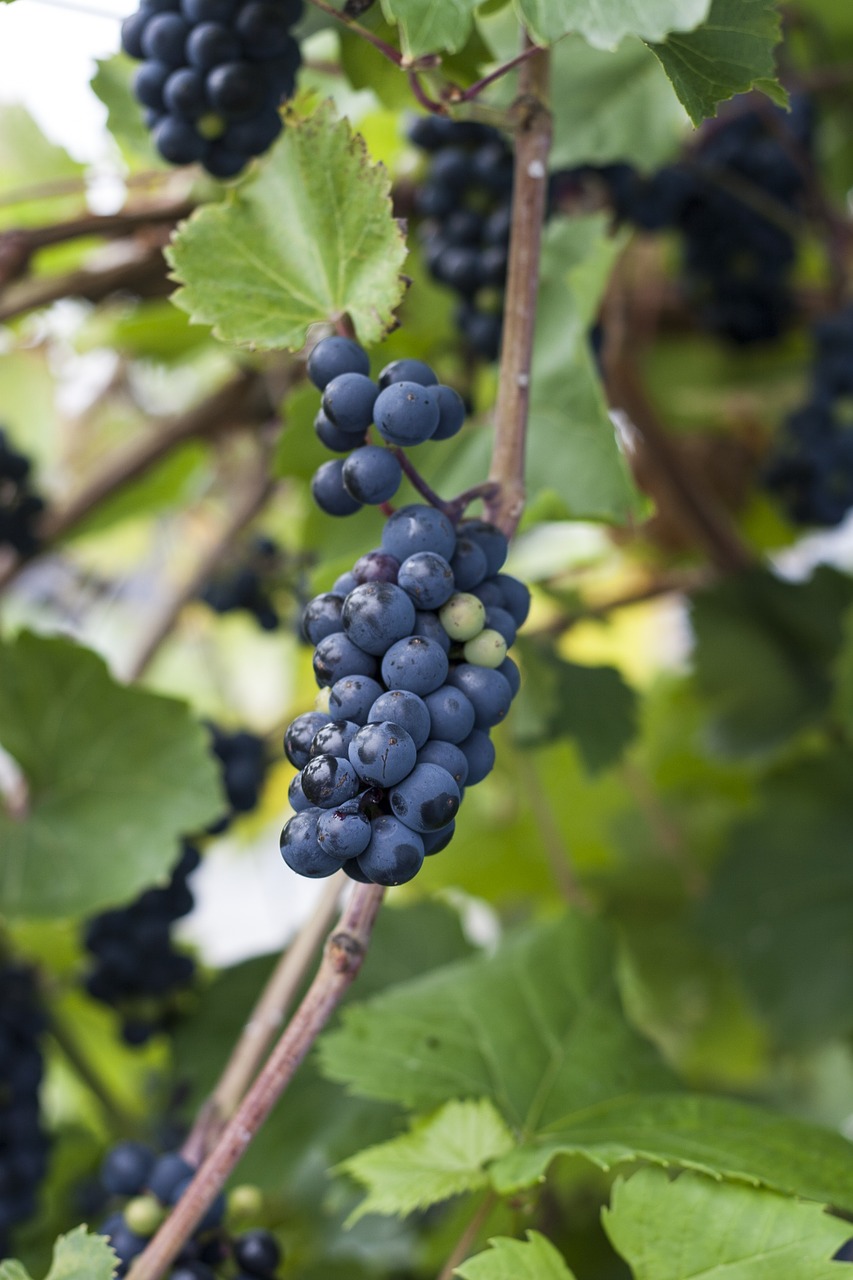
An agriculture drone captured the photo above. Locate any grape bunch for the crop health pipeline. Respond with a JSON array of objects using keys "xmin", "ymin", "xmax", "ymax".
[
  {"xmin": 281, "ymin": 505, "xmax": 527, "ymax": 886},
  {"xmin": 98, "ymin": 1141, "xmax": 284, "ymax": 1278},
  {"xmin": 764, "ymin": 305, "xmax": 853, "ymax": 526},
  {"xmin": 307, "ymin": 335, "xmax": 466, "ymax": 517},
  {"xmin": 0, "ymin": 428, "xmax": 45, "ymax": 557},
  {"xmin": 564, "ymin": 95, "xmax": 814, "ymax": 345},
  {"xmin": 82, "ymin": 843, "xmax": 200, "ymax": 1046},
  {"xmin": 120, "ymin": 0, "xmax": 302, "ymax": 178},
  {"xmin": 408, "ymin": 116, "xmax": 513, "ymax": 360},
  {"xmin": 207, "ymin": 724, "xmax": 269, "ymax": 832},
  {"xmin": 0, "ymin": 964, "xmax": 49, "ymax": 1257},
  {"xmin": 200, "ymin": 536, "xmax": 281, "ymax": 630}
]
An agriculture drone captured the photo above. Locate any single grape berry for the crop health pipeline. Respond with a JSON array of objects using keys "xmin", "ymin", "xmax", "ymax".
[
  {"xmin": 348, "ymin": 721, "xmax": 417, "ymax": 787},
  {"xmin": 357, "ymin": 816, "xmax": 425, "ymax": 885},
  {"xmin": 307, "ymin": 336, "xmax": 370, "ymax": 390},
  {"xmin": 233, "ymin": 1229, "xmax": 283, "ymax": 1277},
  {"xmin": 342, "ymin": 446, "xmax": 402, "ymax": 505},
  {"xmin": 373, "ymin": 381, "xmax": 440, "ymax": 446}
]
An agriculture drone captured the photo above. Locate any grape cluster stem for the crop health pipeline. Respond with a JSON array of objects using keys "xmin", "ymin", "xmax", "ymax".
[
  {"xmin": 182, "ymin": 873, "xmax": 345, "ymax": 1164},
  {"xmin": 126, "ymin": 882, "xmax": 385, "ymax": 1280},
  {"xmin": 0, "ymin": 369, "xmax": 270, "ymax": 592}
]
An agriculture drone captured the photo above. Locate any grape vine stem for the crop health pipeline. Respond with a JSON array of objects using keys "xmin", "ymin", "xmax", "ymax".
[
  {"xmin": 0, "ymin": 369, "xmax": 269, "ymax": 593},
  {"xmin": 485, "ymin": 38, "xmax": 552, "ymax": 539},
  {"xmin": 126, "ymin": 882, "xmax": 385, "ymax": 1280},
  {"xmin": 182, "ymin": 873, "xmax": 346, "ymax": 1164}
]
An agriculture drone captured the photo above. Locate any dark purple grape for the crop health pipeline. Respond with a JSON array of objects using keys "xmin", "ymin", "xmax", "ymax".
[
  {"xmin": 307, "ymin": 336, "xmax": 370, "ymax": 391},
  {"xmin": 312, "ymin": 631, "xmax": 378, "ymax": 685},
  {"xmin": 348, "ymin": 721, "xmax": 417, "ymax": 787},
  {"xmin": 186, "ymin": 21, "xmax": 240, "ymax": 69},
  {"xmin": 154, "ymin": 116, "xmax": 206, "ymax": 164},
  {"xmin": 284, "ymin": 711, "xmax": 330, "ymax": 768},
  {"xmin": 397, "ymin": 551, "xmax": 455, "ymax": 610},
  {"xmin": 432, "ymin": 385, "xmax": 466, "ymax": 440},
  {"xmin": 357, "ymin": 816, "xmax": 424, "ymax": 885},
  {"xmin": 342, "ymin": 446, "xmax": 402, "ymax": 505},
  {"xmin": 382, "ymin": 504, "xmax": 456, "ymax": 563},
  {"xmin": 322, "ymin": 372, "xmax": 379, "ymax": 436},
  {"xmin": 352, "ymin": 550, "xmax": 400, "ymax": 584},
  {"xmin": 377, "ymin": 358, "xmax": 438, "ymax": 389},
  {"xmin": 312, "ymin": 459, "xmax": 363, "ymax": 517},
  {"xmin": 368, "ymin": 690, "xmax": 431, "ymax": 749},
  {"xmin": 341, "ymin": 582, "xmax": 416, "ymax": 656},
  {"xmin": 163, "ymin": 67, "xmax": 208, "ymax": 116},
  {"xmin": 141, "ymin": 12, "xmax": 189, "ymax": 64},
  {"xmin": 206, "ymin": 61, "xmax": 266, "ymax": 119},
  {"xmin": 301, "ymin": 754, "xmax": 361, "ymax": 808},
  {"xmin": 280, "ymin": 809, "xmax": 345, "ymax": 876},
  {"xmin": 373, "ymin": 381, "xmax": 440, "ymax": 446},
  {"xmin": 389, "ymin": 762, "xmax": 460, "ymax": 833},
  {"xmin": 301, "ymin": 592, "xmax": 344, "ymax": 645},
  {"xmin": 135, "ymin": 60, "xmax": 170, "ymax": 110},
  {"xmin": 381, "ymin": 636, "xmax": 449, "ymax": 696}
]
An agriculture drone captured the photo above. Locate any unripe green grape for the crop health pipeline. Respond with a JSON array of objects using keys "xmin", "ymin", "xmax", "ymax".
[
  {"xmin": 227, "ymin": 1183, "xmax": 265, "ymax": 1223},
  {"xmin": 439, "ymin": 592, "xmax": 486, "ymax": 642},
  {"xmin": 125, "ymin": 1195, "xmax": 165, "ymax": 1237},
  {"xmin": 463, "ymin": 628, "xmax": 507, "ymax": 668},
  {"xmin": 197, "ymin": 112, "xmax": 226, "ymax": 141}
]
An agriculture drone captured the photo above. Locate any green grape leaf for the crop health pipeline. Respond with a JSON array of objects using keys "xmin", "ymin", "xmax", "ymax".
[
  {"xmin": 169, "ymin": 100, "xmax": 407, "ymax": 351},
  {"xmin": 516, "ymin": 0, "xmax": 709, "ymax": 49},
  {"xmin": 455, "ymin": 1231, "xmax": 578, "ymax": 1279},
  {"xmin": 649, "ymin": 0, "xmax": 785, "ymax": 124},
  {"xmin": 320, "ymin": 916, "xmax": 853, "ymax": 1212},
  {"xmin": 340, "ymin": 1099, "xmax": 514, "ymax": 1222},
  {"xmin": 91, "ymin": 56, "xmax": 163, "ymax": 169},
  {"xmin": 0, "ymin": 1265, "xmax": 32, "ymax": 1280},
  {"xmin": 44, "ymin": 1228, "xmax": 117, "ymax": 1280},
  {"xmin": 379, "ymin": 0, "xmax": 481, "ymax": 58},
  {"xmin": 320, "ymin": 914, "xmax": 677, "ymax": 1118},
  {"xmin": 603, "ymin": 1167, "xmax": 852, "ymax": 1279},
  {"xmin": 491, "ymin": 1093, "xmax": 853, "ymax": 1209},
  {"xmin": 549, "ymin": 36, "xmax": 688, "ymax": 174},
  {"xmin": 701, "ymin": 750, "xmax": 853, "ymax": 1045},
  {"xmin": 0, "ymin": 1226, "xmax": 118, "ymax": 1280},
  {"xmin": 512, "ymin": 637, "xmax": 638, "ymax": 771},
  {"xmin": 528, "ymin": 217, "xmax": 641, "ymax": 523},
  {"xmin": 691, "ymin": 566, "xmax": 853, "ymax": 755},
  {"xmin": 0, "ymin": 631, "xmax": 222, "ymax": 919}
]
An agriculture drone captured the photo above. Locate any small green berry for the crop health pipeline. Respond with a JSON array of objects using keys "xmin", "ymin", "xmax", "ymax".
[
  {"xmin": 197, "ymin": 112, "xmax": 226, "ymax": 141},
  {"xmin": 439, "ymin": 593, "xmax": 486, "ymax": 642},
  {"xmin": 463, "ymin": 629, "xmax": 507, "ymax": 668},
  {"xmin": 124, "ymin": 1194, "xmax": 165, "ymax": 1237},
  {"xmin": 227, "ymin": 1183, "xmax": 265, "ymax": 1223}
]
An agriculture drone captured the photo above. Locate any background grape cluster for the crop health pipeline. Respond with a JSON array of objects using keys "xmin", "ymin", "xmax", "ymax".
[
  {"xmin": 120, "ymin": 0, "xmax": 302, "ymax": 177},
  {"xmin": 408, "ymin": 118, "xmax": 513, "ymax": 360},
  {"xmin": 82, "ymin": 842, "xmax": 200, "ymax": 1046},
  {"xmin": 279, "ymin": 336, "xmax": 528, "ymax": 887},
  {"xmin": 764, "ymin": 305, "xmax": 853, "ymax": 525},
  {"xmin": 562, "ymin": 96, "xmax": 814, "ymax": 345},
  {"xmin": 98, "ymin": 1141, "xmax": 284, "ymax": 1278},
  {"xmin": 199, "ymin": 537, "xmax": 282, "ymax": 631},
  {"xmin": 207, "ymin": 725, "xmax": 270, "ymax": 831},
  {"xmin": 0, "ymin": 964, "xmax": 49, "ymax": 1258},
  {"xmin": 0, "ymin": 429, "xmax": 44, "ymax": 556}
]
